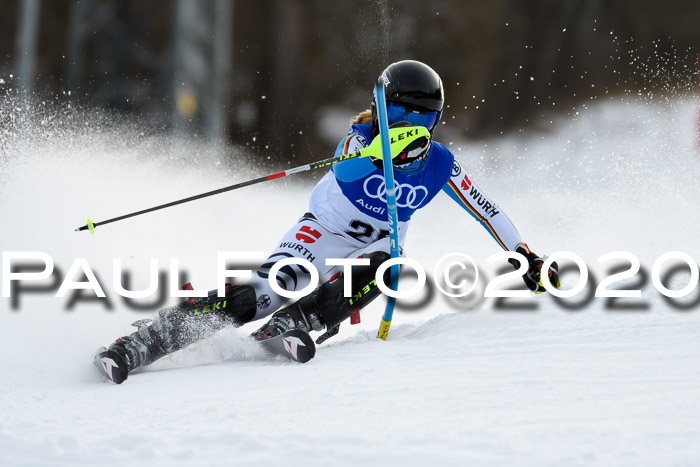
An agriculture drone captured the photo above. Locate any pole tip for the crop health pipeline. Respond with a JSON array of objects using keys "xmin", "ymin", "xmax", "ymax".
[{"xmin": 376, "ymin": 319, "xmax": 392, "ymax": 341}]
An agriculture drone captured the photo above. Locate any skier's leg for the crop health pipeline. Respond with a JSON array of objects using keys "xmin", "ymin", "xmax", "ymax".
[
  {"xmin": 97, "ymin": 214, "xmax": 358, "ymax": 382},
  {"xmin": 252, "ymin": 248, "xmax": 391, "ymax": 341}
]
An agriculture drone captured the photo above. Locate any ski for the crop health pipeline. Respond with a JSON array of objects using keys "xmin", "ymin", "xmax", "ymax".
[
  {"xmin": 258, "ymin": 329, "xmax": 316, "ymax": 363},
  {"xmin": 92, "ymin": 346, "xmax": 130, "ymax": 384}
]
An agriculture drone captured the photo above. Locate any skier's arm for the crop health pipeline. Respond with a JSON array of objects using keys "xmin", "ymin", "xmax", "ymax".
[
  {"xmin": 441, "ymin": 160, "xmax": 523, "ymax": 251},
  {"xmin": 442, "ymin": 160, "xmax": 561, "ymax": 293},
  {"xmin": 332, "ymin": 132, "xmax": 376, "ymax": 182}
]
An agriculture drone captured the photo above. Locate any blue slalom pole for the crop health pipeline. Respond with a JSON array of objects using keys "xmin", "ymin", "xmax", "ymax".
[{"xmin": 374, "ymin": 80, "xmax": 400, "ymax": 341}]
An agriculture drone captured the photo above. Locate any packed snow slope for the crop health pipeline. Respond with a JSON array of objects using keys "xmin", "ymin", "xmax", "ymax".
[{"xmin": 1, "ymin": 97, "xmax": 700, "ymax": 466}]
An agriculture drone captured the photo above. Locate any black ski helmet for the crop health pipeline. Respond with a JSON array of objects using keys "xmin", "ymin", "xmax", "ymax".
[{"xmin": 371, "ymin": 60, "xmax": 444, "ymax": 139}]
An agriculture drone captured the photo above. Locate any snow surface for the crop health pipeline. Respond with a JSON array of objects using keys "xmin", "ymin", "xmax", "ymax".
[{"xmin": 1, "ymin": 97, "xmax": 700, "ymax": 466}]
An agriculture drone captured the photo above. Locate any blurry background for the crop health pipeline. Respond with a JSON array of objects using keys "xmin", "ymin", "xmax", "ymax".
[{"xmin": 1, "ymin": 0, "xmax": 699, "ymax": 162}]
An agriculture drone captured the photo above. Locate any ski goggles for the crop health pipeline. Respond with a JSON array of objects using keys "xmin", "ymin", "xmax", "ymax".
[{"xmin": 386, "ymin": 102, "xmax": 440, "ymax": 131}]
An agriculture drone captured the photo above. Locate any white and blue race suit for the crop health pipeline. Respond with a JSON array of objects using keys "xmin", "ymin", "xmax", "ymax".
[
  {"xmin": 309, "ymin": 122, "xmax": 522, "ymax": 250},
  {"xmin": 247, "ymin": 122, "xmax": 525, "ymax": 319}
]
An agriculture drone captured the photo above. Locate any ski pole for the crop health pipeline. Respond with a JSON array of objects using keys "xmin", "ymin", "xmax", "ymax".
[
  {"xmin": 374, "ymin": 80, "xmax": 401, "ymax": 341},
  {"xmin": 75, "ymin": 126, "xmax": 429, "ymax": 233}
]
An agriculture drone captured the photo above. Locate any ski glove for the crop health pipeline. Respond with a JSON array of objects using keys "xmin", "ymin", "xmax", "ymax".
[{"xmin": 507, "ymin": 243, "xmax": 561, "ymax": 294}]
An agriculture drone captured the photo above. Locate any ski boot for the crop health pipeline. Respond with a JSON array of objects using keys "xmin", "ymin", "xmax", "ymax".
[
  {"xmin": 250, "ymin": 251, "xmax": 389, "ymax": 362},
  {"xmin": 94, "ymin": 284, "xmax": 257, "ymax": 384},
  {"xmin": 252, "ymin": 250, "xmax": 390, "ymax": 343}
]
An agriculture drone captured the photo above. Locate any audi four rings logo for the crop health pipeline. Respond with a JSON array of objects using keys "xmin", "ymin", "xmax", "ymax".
[{"xmin": 363, "ymin": 174, "xmax": 428, "ymax": 208}]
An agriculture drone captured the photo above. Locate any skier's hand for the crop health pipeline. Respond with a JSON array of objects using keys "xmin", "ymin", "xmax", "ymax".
[{"xmin": 507, "ymin": 243, "xmax": 561, "ymax": 294}]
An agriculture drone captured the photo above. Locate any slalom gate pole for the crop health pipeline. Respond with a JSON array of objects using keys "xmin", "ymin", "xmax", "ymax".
[
  {"xmin": 374, "ymin": 80, "xmax": 401, "ymax": 341},
  {"xmin": 74, "ymin": 126, "xmax": 428, "ymax": 234}
]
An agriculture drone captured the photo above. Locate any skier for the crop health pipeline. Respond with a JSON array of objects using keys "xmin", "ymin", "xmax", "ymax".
[{"xmin": 95, "ymin": 60, "xmax": 560, "ymax": 383}]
